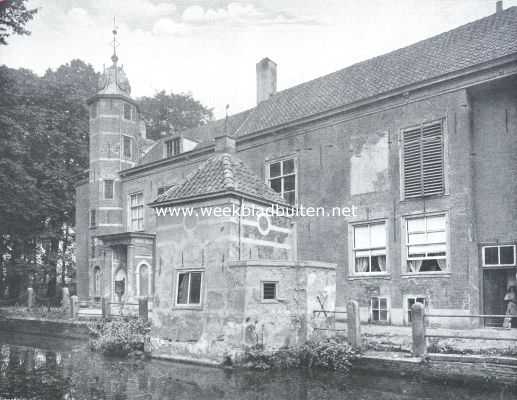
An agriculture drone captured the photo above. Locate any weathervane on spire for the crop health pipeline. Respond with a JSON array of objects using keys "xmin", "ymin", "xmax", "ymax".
[{"xmin": 111, "ymin": 16, "xmax": 119, "ymax": 64}]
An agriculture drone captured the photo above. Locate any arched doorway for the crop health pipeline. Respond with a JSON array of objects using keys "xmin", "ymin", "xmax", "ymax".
[{"xmin": 93, "ymin": 266, "xmax": 101, "ymax": 298}]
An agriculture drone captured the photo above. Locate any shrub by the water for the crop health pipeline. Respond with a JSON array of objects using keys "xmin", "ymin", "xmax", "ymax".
[
  {"xmin": 237, "ymin": 337, "xmax": 359, "ymax": 371},
  {"xmin": 88, "ymin": 318, "xmax": 151, "ymax": 357}
]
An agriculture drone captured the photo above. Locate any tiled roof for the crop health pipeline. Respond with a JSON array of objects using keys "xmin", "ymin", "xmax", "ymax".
[
  {"xmin": 151, "ymin": 152, "xmax": 288, "ymax": 206},
  {"xmin": 138, "ymin": 109, "xmax": 253, "ymax": 165},
  {"xmin": 178, "ymin": 7, "xmax": 517, "ymax": 140}
]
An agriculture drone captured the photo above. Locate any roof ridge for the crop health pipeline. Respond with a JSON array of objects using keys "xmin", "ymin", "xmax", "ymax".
[
  {"xmin": 221, "ymin": 153, "xmax": 235, "ymax": 189},
  {"xmin": 262, "ymin": 7, "xmax": 513, "ymax": 103}
]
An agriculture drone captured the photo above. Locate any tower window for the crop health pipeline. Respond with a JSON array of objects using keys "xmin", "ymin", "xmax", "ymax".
[
  {"xmin": 104, "ymin": 180, "xmax": 114, "ymax": 200},
  {"xmin": 165, "ymin": 138, "xmax": 181, "ymax": 157},
  {"xmin": 123, "ymin": 136, "xmax": 132, "ymax": 159},
  {"xmin": 90, "ymin": 209, "xmax": 96, "ymax": 227},
  {"xmin": 123, "ymin": 103, "xmax": 131, "ymax": 120}
]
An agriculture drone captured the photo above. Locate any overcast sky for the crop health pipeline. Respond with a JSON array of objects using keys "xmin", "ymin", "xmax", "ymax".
[{"xmin": 1, "ymin": 0, "xmax": 516, "ymax": 118}]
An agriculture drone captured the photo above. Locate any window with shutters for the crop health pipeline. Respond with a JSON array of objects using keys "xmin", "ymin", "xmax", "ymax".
[
  {"xmin": 176, "ymin": 271, "xmax": 203, "ymax": 306},
  {"xmin": 262, "ymin": 281, "xmax": 278, "ymax": 301},
  {"xmin": 405, "ymin": 214, "xmax": 447, "ymax": 273},
  {"xmin": 402, "ymin": 120, "xmax": 444, "ymax": 199}
]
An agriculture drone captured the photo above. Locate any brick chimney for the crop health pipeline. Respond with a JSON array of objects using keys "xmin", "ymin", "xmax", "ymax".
[
  {"xmin": 256, "ymin": 58, "xmax": 277, "ymax": 104},
  {"xmin": 496, "ymin": 1, "xmax": 503, "ymax": 13}
]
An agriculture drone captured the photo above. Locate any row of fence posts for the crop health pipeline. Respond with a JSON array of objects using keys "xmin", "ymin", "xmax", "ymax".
[
  {"xmin": 25, "ymin": 287, "xmax": 148, "ymax": 321},
  {"xmin": 329, "ymin": 301, "xmax": 428, "ymax": 357}
]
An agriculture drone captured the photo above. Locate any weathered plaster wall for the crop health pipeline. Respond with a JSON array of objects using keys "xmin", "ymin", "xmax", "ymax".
[{"xmin": 237, "ymin": 87, "xmax": 478, "ymax": 327}]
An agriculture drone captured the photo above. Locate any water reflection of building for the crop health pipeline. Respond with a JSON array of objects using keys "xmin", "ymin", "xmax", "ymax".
[{"xmin": 75, "ymin": 5, "xmax": 517, "ymax": 358}]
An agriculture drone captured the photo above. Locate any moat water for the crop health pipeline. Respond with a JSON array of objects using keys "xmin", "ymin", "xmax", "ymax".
[{"xmin": 0, "ymin": 332, "xmax": 515, "ymax": 400}]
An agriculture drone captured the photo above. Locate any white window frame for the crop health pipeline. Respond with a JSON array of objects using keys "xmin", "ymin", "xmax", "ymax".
[
  {"xmin": 350, "ymin": 220, "xmax": 388, "ymax": 276},
  {"xmin": 136, "ymin": 262, "xmax": 152, "ymax": 297},
  {"xmin": 175, "ymin": 270, "xmax": 203, "ymax": 307},
  {"xmin": 402, "ymin": 213, "xmax": 449, "ymax": 275},
  {"xmin": 122, "ymin": 135, "xmax": 132, "ymax": 160},
  {"xmin": 128, "ymin": 192, "xmax": 144, "ymax": 231},
  {"xmin": 369, "ymin": 296, "xmax": 390, "ymax": 323},
  {"xmin": 481, "ymin": 245, "xmax": 517, "ymax": 267},
  {"xmin": 261, "ymin": 281, "xmax": 278, "ymax": 302},
  {"xmin": 265, "ymin": 156, "xmax": 297, "ymax": 205}
]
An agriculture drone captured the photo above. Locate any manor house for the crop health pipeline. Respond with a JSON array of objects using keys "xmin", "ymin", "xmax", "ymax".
[{"xmin": 76, "ymin": 4, "xmax": 517, "ymax": 350}]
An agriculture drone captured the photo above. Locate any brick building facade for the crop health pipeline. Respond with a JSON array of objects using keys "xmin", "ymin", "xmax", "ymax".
[{"xmin": 76, "ymin": 6, "xmax": 517, "ymax": 338}]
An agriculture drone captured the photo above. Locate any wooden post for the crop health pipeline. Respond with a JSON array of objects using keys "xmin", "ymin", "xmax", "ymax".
[
  {"xmin": 139, "ymin": 297, "xmax": 148, "ymax": 322},
  {"xmin": 61, "ymin": 287, "xmax": 70, "ymax": 314},
  {"xmin": 346, "ymin": 300, "xmax": 361, "ymax": 349},
  {"xmin": 27, "ymin": 287, "xmax": 34, "ymax": 309},
  {"xmin": 70, "ymin": 295, "xmax": 78, "ymax": 318},
  {"xmin": 411, "ymin": 302, "xmax": 426, "ymax": 357},
  {"xmin": 101, "ymin": 297, "xmax": 109, "ymax": 319}
]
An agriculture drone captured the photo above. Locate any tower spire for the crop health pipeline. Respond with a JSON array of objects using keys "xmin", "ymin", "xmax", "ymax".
[{"xmin": 111, "ymin": 16, "xmax": 119, "ymax": 64}]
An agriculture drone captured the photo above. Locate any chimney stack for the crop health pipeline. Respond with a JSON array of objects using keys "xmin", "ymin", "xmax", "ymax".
[
  {"xmin": 256, "ymin": 58, "xmax": 277, "ymax": 104},
  {"xmin": 496, "ymin": 1, "xmax": 503, "ymax": 13}
]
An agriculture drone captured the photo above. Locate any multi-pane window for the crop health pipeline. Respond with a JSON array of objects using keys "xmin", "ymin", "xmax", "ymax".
[
  {"xmin": 123, "ymin": 136, "xmax": 132, "ymax": 159},
  {"xmin": 370, "ymin": 297, "xmax": 389, "ymax": 322},
  {"xmin": 90, "ymin": 209, "xmax": 96, "ymax": 227},
  {"xmin": 482, "ymin": 245, "xmax": 516, "ymax": 267},
  {"xmin": 104, "ymin": 179, "xmax": 114, "ymax": 200},
  {"xmin": 353, "ymin": 222, "xmax": 387, "ymax": 274},
  {"xmin": 129, "ymin": 192, "xmax": 144, "ymax": 231},
  {"xmin": 123, "ymin": 103, "xmax": 131, "ymax": 120},
  {"xmin": 407, "ymin": 296, "xmax": 427, "ymax": 323},
  {"xmin": 262, "ymin": 282, "xmax": 277, "ymax": 300},
  {"xmin": 267, "ymin": 158, "xmax": 296, "ymax": 205},
  {"xmin": 406, "ymin": 215, "xmax": 446, "ymax": 273},
  {"xmin": 402, "ymin": 120, "xmax": 444, "ymax": 198},
  {"xmin": 165, "ymin": 138, "xmax": 181, "ymax": 157},
  {"xmin": 176, "ymin": 271, "xmax": 202, "ymax": 306}
]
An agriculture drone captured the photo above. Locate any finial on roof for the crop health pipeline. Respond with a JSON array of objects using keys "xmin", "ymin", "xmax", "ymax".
[
  {"xmin": 224, "ymin": 104, "xmax": 230, "ymax": 135},
  {"xmin": 111, "ymin": 16, "xmax": 119, "ymax": 64}
]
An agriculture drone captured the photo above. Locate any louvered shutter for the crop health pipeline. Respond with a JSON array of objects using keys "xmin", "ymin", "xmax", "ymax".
[{"xmin": 403, "ymin": 121, "xmax": 444, "ymax": 198}]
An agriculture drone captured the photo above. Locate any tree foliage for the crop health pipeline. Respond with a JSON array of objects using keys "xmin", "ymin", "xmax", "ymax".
[
  {"xmin": 137, "ymin": 90, "xmax": 213, "ymax": 140},
  {"xmin": 0, "ymin": 60, "xmax": 99, "ymax": 297},
  {"xmin": 0, "ymin": 0, "xmax": 37, "ymax": 45}
]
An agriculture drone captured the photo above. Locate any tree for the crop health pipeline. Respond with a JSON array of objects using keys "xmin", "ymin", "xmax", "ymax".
[
  {"xmin": 137, "ymin": 91, "xmax": 213, "ymax": 140},
  {"xmin": 0, "ymin": 60, "xmax": 99, "ymax": 298},
  {"xmin": 0, "ymin": 0, "xmax": 37, "ymax": 45}
]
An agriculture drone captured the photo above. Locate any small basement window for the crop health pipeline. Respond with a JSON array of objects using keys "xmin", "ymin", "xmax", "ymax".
[
  {"xmin": 482, "ymin": 245, "xmax": 516, "ymax": 267},
  {"xmin": 370, "ymin": 296, "xmax": 389, "ymax": 323},
  {"xmin": 407, "ymin": 296, "xmax": 427, "ymax": 323},
  {"xmin": 262, "ymin": 282, "xmax": 277, "ymax": 300}
]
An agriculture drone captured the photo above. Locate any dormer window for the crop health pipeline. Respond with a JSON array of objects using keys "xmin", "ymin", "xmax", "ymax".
[{"xmin": 165, "ymin": 138, "xmax": 181, "ymax": 157}]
